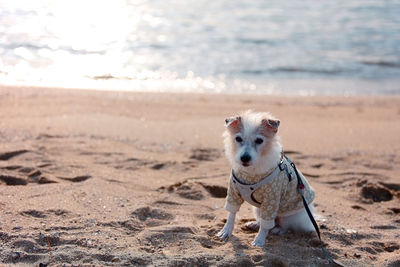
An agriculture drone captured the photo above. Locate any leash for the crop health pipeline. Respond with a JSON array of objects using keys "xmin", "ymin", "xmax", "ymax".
[
  {"xmin": 231, "ymin": 154, "xmax": 347, "ymax": 266},
  {"xmin": 285, "ymin": 155, "xmax": 346, "ymax": 267}
]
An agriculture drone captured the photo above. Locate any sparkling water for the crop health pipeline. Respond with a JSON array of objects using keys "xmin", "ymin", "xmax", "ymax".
[{"xmin": 0, "ymin": 0, "xmax": 399, "ymax": 95}]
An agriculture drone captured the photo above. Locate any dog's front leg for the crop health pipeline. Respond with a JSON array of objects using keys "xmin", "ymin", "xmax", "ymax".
[
  {"xmin": 217, "ymin": 212, "xmax": 236, "ymax": 241},
  {"xmin": 251, "ymin": 226, "xmax": 269, "ymax": 247}
]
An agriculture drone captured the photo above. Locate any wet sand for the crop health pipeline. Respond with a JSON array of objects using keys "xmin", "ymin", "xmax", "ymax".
[{"xmin": 0, "ymin": 86, "xmax": 399, "ymax": 266}]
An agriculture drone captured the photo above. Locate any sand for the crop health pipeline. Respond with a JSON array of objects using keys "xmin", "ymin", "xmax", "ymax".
[{"xmin": 0, "ymin": 86, "xmax": 399, "ymax": 267}]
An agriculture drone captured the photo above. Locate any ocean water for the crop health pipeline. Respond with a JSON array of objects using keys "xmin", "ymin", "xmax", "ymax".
[{"xmin": 0, "ymin": 0, "xmax": 399, "ymax": 95}]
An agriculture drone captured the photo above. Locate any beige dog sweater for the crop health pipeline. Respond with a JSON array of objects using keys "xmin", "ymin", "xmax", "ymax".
[{"xmin": 224, "ymin": 166, "xmax": 315, "ymax": 229}]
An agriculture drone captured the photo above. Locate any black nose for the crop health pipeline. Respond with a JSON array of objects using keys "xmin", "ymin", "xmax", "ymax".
[{"xmin": 240, "ymin": 153, "xmax": 251, "ymax": 163}]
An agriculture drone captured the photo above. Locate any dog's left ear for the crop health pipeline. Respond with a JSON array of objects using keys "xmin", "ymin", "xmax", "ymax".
[{"xmin": 260, "ymin": 118, "xmax": 280, "ymax": 136}]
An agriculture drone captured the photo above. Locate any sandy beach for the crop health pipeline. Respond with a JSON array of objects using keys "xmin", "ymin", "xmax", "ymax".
[{"xmin": 0, "ymin": 86, "xmax": 399, "ymax": 266}]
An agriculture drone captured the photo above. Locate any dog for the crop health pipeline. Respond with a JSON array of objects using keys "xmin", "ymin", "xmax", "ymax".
[{"xmin": 217, "ymin": 110, "xmax": 316, "ymax": 247}]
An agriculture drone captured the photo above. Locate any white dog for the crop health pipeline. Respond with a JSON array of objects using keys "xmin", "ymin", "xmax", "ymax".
[{"xmin": 217, "ymin": 110, "xmax": 316, "ymax": 247}]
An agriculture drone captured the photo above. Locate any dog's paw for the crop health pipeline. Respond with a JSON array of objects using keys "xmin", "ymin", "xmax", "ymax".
[
  {"xmin": 270, "ymin": 226, "xmax": 286, "ymax": 235},
  {"xmin": 251, "ymin": 230, "xmax": 268, "ymax": 247},
  {"xmin": 244, "ymin": 221, "xmax": 259, "ymax": 231},
  {"xmin": 251, "ymin": 237, "xmax": 266, "ymax": 247},
  {"xmin": 217, "ymin": 228, "xmax": 232, "ymax": 241},
  {"xmin": 217, "ymin": 224, "xmax": 234, "ymax": 241}
]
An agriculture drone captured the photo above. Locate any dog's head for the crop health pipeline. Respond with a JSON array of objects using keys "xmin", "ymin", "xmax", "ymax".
[{"xmin": 223, "ymin": 110, "xmax": 281, "ymax": 173}]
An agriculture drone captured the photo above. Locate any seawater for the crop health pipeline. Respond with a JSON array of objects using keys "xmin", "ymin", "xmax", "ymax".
[{"xmin": 0, "ymin": 0, "xmax": 399, "ymax": 95}]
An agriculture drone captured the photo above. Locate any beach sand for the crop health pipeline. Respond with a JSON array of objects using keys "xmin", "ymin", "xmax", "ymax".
[{"xmin": 0, "ymin": 86, "xmax": 399, "ymax": 266}]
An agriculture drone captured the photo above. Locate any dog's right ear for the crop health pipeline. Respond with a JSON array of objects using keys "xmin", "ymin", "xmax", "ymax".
[
  {"xmin": 225, "ymin": 116, "xmax": 242, "ymax": 133},
  {"xmin": 259, "ymin": 118, "xmax": 280, "ymax": 137}
]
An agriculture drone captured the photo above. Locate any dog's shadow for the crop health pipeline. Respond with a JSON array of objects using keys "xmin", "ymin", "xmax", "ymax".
[
  {"xmin": 226, "ymin": 235, "xmax": 256, "ymax": 266},
  {"xmin": 227, "ymin": 230, "xmax": 330, "ymax": 266},
  {"xmin": 226, "ymin": 235, "xmax": 292, "ymax": 266}
]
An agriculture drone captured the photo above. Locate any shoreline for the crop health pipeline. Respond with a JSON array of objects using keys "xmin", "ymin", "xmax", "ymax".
[
  {"xmin": 1, "ymin": 85, "xmax": 399, "ymax": 266},
  {"xmin": 1, "ymin": 76, "xmax": 400, "ymax": 96},
  {"xmin": 3, "ymin": 83, "xmax": 400, "ymax": 101}
]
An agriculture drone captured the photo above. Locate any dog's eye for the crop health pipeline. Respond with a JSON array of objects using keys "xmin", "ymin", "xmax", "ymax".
[
  {"xmin": 235, "ymin": 136, "xmax": 243, "ymax": 143},
  {"xmin": 255, "ymin": 138, "xmax": 263, "ymax": 145}
]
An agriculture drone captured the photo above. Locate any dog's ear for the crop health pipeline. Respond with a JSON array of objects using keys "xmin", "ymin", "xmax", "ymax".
[
  {"xmin": 225, "ymin": 116, "xmax": 242, "ymax": 133},
  {"xmin": 259, "ymin": 118, "xmax": 280, "ymax": 136}
]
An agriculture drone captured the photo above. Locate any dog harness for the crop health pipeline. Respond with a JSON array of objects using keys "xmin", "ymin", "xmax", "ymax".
[
  {"xmin": 230, "ymin": 154, "xmax": 345, "ymax": 267},
  {"xmin": 230, "ymin": 155, "xmax": 294, "ymax": 208}
]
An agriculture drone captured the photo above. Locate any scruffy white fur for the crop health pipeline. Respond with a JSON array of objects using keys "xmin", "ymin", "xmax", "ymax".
[
  {"xmin": 223, "ymin": 110, "xmax": 282, "ymax": 175},
  {"xmin": 217, "ymin": 110, "xmax": 315, "ymax": 247}
]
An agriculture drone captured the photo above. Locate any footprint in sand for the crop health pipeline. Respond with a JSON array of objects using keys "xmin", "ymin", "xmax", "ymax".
[
  {"xmin": 311, "ymin": 163, "xmax": 324, "ymax": 169},
  {"xmin": 351, "ymin": 205, "xmax": 366, "ymax": 210},
  {"xmin": 361, "ymin": 183, "xmax": 393, "ymax": 202},
  {"xmin": 370, "ymin": 225, "xmax": 397, "ymax": 230},
  {"xmin": 131, "ymin": 206, "xmax": 175, "ymax": 221},
  {"xmin": 19, "ymin": 209, "xmax": 71, "ymax": 219},
  {"xmin": 389, "ymin": 207, "xmax": 400, "ymax": 214},
  {"xmin": 139, "ymin": 226, "xmax": 196, "ymax": 247},
  {"xmin": 1, "ymin": 165, "xmax": 22, "ymax": 170},
  {"xmin": 20, "ymin": 210, "xmax": 47, "ymax": 218},
  {"xmin": 0, "ymin": 150, "xmax": 29, "ymax": 161},
  {"xmin": 161, "ymin": 181, "xmax": 205, "ymax": 200},
  {"xmin": 130, "ymin": 206, "xmax": 175, "ymax": 228},
  {"xmin": 112, "ymin": 157, "xmax": 161, "ymax": 171},
  {"xmin": 141, "ymin": 225, "xmax": 223, "ymax": 249},
  {"xmin": 189, "ymin": 148, "xmax": 220, "ymax": 161},
  {"xmin": 379, "ymin": 182, "xmax": 400, "ymax": 192},
  {"xmin": 153, "ymin": 200, "xmax": 183, "ymax": 206},
  {"xmin": 357, "ymin": 241, "xmax": 400, "ymax": 255},
  {"xmin": 283, "ymin": 150, "xmax": 309, "ymax": 160},
  {"xmin": 159, "ymin": 181, "xmax": 227, "ymax": 200},
  {"xmin": 388, "ymin": 259, "xmax": 400, "ymax": 267},
  {"xmin": 58, "ymin": 175, "xmax": 92, "ymax": 183},
  {"xmin": 0, "ymin": 174, "xmax": 28, "ymax": 185},
  {"xmin": 1, "ymin": 165, "xmax": 59, "ymax": 185},
  {"xmin": 150, "ymin": 162, "xmax": 178, "ymax": 170},
  {"xmin": 199, "ymin": 183, "xmax": 227, "ymax": 198},
  {"xmin": 11, "ymin": 239, "xmax": 48, "ymax": 254},
  {"xmin": 283, "ymin": 150, "xmax": 302, "ymax": 155},
  {"xmin": 100, "ymin": 219, "xmax": 144, "ymax": 234}
]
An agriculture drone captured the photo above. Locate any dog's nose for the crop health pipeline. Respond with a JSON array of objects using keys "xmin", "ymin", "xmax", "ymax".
[{"xmin": 240, "ymin": 153, "xmax": 251, "ymax": 163}]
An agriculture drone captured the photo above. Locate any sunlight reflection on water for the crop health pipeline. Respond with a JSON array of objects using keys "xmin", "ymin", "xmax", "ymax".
[{"xmin": 0, "ymin": 0, "xmax": 399, "ymax": 95}]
